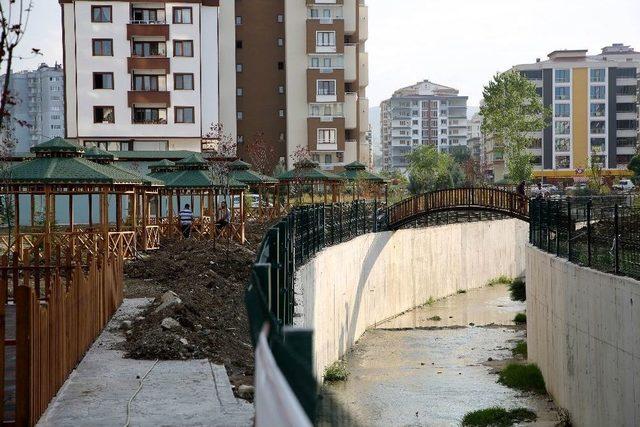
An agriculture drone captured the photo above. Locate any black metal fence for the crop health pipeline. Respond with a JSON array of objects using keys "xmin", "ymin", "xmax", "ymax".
[
  {"xmin": 245, "ymin": 200, "xmax": 381, "ymax": 422},
  {"xmin": 530, "ymin": 196, "xmax": 640, "ymax": 280}
]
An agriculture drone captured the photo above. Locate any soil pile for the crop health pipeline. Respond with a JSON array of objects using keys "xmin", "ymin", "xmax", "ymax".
[{"xmin": 121, "ymin": 221, "xmax": 272, "ymax": 391}]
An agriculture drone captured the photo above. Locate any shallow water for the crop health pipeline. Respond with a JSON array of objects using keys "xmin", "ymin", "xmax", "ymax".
[{"xmin": 320, "ymin": 285, "xmax": 559, "ymax": 426}]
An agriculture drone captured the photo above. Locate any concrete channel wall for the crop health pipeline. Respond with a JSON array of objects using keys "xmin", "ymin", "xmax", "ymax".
[
  {"xmin": 527, "ymin": 246, "xmax": 640, "ymax": 426},
  {"xmin": 294, "ymin": 219, "xmax": 528, "ymax": 379}
]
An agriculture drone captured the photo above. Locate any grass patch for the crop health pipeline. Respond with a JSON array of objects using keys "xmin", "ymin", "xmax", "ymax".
[
  {"xmin": 324, "ymin": 361, "xmax": 349, "ymax": 382},
  {"xmin": 462, "ymin": 407, "xmax": 537, "ymax": 426},
  {"xmin": 488, "ymin": 275, "xmax": 512, "ymax": 286},
  {"xmin": 512, "ymin": 340, "xmax": 527, "ymax": 358},
  {"xmin": 498, "ymin": 363, "xmax": 546, "ymax": 393},
  {"xmin": 509, "ymin": 278, "xmax": 526, "ymax": 302},
  {"xmin": 513, "ymin": 313, "xmax": 527, "ymax": 324},
  {"xmin": 457, "ymin": 289, "xmax": 467, "ymax": 294},
  {"xmin": 426, "ymin": 296, "xmax": 436, "ymax": 306},
  {"xmin": 427, "ymin": 315, "xmax": 442, "ymax": 321}
]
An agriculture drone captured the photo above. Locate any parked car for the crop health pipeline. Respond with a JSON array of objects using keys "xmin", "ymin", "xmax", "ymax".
[
  {"xmin": 613, "ymin": 179, "xmax": 635, "ymax": 192},
  {"xmin": 566, "ymin": 183, "xmax": 588, "ymax": 193}
]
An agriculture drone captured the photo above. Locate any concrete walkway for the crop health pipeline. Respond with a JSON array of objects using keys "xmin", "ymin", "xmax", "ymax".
[{"xmin": 37, "ymin": 299, "xmax": 253, "ymax": 427}]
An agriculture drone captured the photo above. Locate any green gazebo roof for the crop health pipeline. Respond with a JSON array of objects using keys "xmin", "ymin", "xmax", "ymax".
[
  {"xmin": 338, "ymin": 161, "xmax": 388, "ymax": 183},
  {"xmin": 277, "ymin": 159, "xmax": 345, "ymax": 182},
  {"xmin": 148, "ymin": 159, "xmax": 176, "ymax": 172},
  {"xmin": 229, "ymin": 160, "xmax": 278, "ymax": 185},
  {"xmin": 83, "ymin": 146, "xmax": 163, "ymax": 187},
  {"xmin": 175, "ymin": 153, "xmax": 209, "ymax": 169},
  {"xmin": 5, "ymin": 138, "xmax": 143, "ymax": 185},
  {"xmin": 84, "ymin": 146, "xmax": 116, "ymax": 162},
  {"xmin": 148, "ymin": 157, "xmax": 247, "ymax": 190}
]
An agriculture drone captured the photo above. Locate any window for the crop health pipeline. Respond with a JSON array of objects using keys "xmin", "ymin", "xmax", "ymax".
[
  {"xmin": 316, "ymin": 31, "xmax": 336, "ymax": 48},
  {"xmin": 590, "ymin": 121, "xmax": 606, "ymax": 134},
  {"xmin": 590, "ymin": 103, "xmax": 605, "ymax": 117},
  {"xmin": 521, "ymin": 70, "xmax": 542, "ymax": 80},
  {"xmin": 51, "ymin": 125, "xmax": 62, "ymax": 130},
  {"xmin": 173, "ymin": 40, "xmax": 193, "ymax": 57},
  {"xmin": 277, "ymin": 38, "xmax": 284, "ymax": 47},
  {"xmin": 617, "ymin": 120, "xmax": 637, "ymax": 130},
  {"xmin": 617, "ymin": 137, "xmax": 636, "ymax": 147},
  {"xmin": 51, "ymin": 115, "xmax": 60, "ymax": 120},
  {"xmin": 617, "ymin": 155, "xmax": 633, "ymax": 165},
  {"xmin": 277, "ymin": 62, "xmax": 284, "ymax": 70},
  {"xmin": 133, "ymin": 108, "xmax": 167, "ymax": 124},
  {"xmin": 555, "ymin": 138, "xmax": 571, "ymax": 152},
  {"xmin": 236, "ymin": 87, "xmax": 243, "ymax": 97},
  {"xmin": 617, "ymin": 68, "xmax": 637, "ymax": 78},
  {"xmin": 318, "ymin": 129, "xmax": 336, "ymax": 144},
  {"xmin": 237, "ymin": 111, "xmax": 243, "ymax": 120},
  {"xmin": 590, "ymin": 69, "xmax": 606, "ymax": 83},
  {"xmin": 92, "ymin": 39, "xmax": 113, "ymax": 56},
  {"xmin": 94, "ymin": 106, "xmax": 114, "ymax": 123},
  {"xmin": 555, "ymin": 156, "xmax": 571, "ymax": 169},
  {"xmin": 324, "ymin": 155, "xmax": 332, "ymax": 164},
  {"xmin": 311, "ymin": 57, "xmax": 320, "ymax": 68},
  {"xmin": 554, "ymin": 104, "xmax": 570, "ymax": 117},
  {"xmin": 133, "ymin": 75, "xmax": 165, "ymax": 91},
  {"xmin": 277, "ymin": 14, "xmax": 284, "ymax": 23},
  {"xmin": 278, "ymin": 110, "xmax": 285, "ymax": 118},
  {"xmin": 236, "ymin": 64, "xmax": 243, "ymax": 73},
  {"xmin": 278, "ymin": 86, "xmax": 285, "ymax": 94},
  {"xmin": 554, "ymin": 87, "xmax": 570, "ymax": 100},
  {"xmin": 591, "ymin": 138, "xmax": 606, "ymax": 153},
  {"xmin": 132, "ymin": 8, "xmax": 165, "ymax": 23},
  {"xmin": 174, "ymin": 73, "xmax": 194, "ymax": 90},
  {"xmin": 317, "ymin": 80, "xmax": 336, "ymax": 96},
  {"xmin": 93, "ymin": 72, "xmax": 114, "ymax": 90},
  {"xmin": 590, "ymin": 86, "xmax": 606, "ymax": 99},
  {"xmin": 617, "ymin": 103, "xmax": 636, "ymax": 113},
  {"xmin": 616, "ymin": 85, "xmax": 636, "ymax": 96},
  {"xmin": 554, "ymin": 121, "xmax": 570, "ymax": 135},
  {"xmin": 175, "ymin": 107, "xmax": 195, "ymax": 123},
  {"xmin": 235, "ymin": 16, "xmax": 242, "ymax": 25},
  {"xmin": 238, "ymin": 135, "xmax": 244, "ymax": 144},
  {"xmin": 236, "ymin": 40, "xmax": 243, "ymax": 49},
  {"xmin": 555, "ymin": 69, "xmax": 570, "ymax": 83},
  {"xmin": 133, "ymin": 41, "xmax": 166, "ymax": 57},
  {"xmin": 91, "ymin": 6, "xmax": 112, "ymax": 22},
  {"xmin": 173, "ymin": 7, "xmax": 192, "ymax": 24}
]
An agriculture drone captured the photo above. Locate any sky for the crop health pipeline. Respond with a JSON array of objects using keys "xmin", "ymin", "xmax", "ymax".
[{"xmin": 11, "ymin": 0, "xmax": 640, "ymax": 109}]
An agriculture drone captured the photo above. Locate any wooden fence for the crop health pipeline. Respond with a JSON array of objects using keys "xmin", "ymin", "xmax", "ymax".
[{"xmin": 1, "ymin": 244, "xmax": 124, "ymax": 425}]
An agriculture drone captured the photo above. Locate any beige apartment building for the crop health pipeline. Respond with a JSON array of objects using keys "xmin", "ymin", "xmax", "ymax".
[{"xmin": 235, "ymin": 0, "xmax": 369, "ymax": 171}]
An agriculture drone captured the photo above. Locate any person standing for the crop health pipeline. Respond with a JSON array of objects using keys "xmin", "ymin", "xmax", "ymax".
[{"xmin": 179, "ymin": 203, "xmax": 194, "ymax": 238}]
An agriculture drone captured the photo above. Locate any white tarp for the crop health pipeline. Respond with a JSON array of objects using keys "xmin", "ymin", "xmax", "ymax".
[{"xmin": 255, "ymin": 325, "xmax": 312, "ymax": 427}]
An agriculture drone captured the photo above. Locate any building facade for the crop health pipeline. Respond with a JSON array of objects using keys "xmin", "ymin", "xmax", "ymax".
[
  {"xmin": 60, "ymin": 0, "xmax": 236, "ymax": 152},
  {"xmin": 0, "ymin": 63, "xmax": 65, "ymax": 153},
  {"xmin": 234, "ymin": 0, "xmax": 369, "ymax": 171},
  {"xmin": 513, "ymin": 44, "xmax": 640, "ymax": 181},
  {"xmin": 380, "ymin": 80, "xmax": 468, "ymax": 171}
]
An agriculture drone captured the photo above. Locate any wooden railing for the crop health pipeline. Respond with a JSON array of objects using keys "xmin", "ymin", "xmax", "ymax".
[
  {"xmin": 1, "ymin": 246, "xmax": 124, "ymax": 425},
  {"xmin": 142, "ymin": 225, "xmax": 160, "ymax": 250},
  {"xmin": 387, "ymin": 187, "xmax": 530, "ymax": 230}
]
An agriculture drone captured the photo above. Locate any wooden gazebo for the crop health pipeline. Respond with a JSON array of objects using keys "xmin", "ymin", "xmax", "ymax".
[
  {"xmin": 277, "ymin": 159, "xmax": 345, "ymax": 206},
  {"xmin": 0, "ymin": 137, "xmax": 144, "ymax": 260},
  {"xmin": 84, "ymin": 146, "xmax": 163, "ymax": 251},
  {"xmin": 148, "ymin": 153, "xmax": 248, "ymax": 243},
  {"xmin": 229, "ymin": 160, "xmax": 279, "ymax": 220},
  {"xmin": 338, "ymin": 161, "xmax": 389, "ymax": 204}
]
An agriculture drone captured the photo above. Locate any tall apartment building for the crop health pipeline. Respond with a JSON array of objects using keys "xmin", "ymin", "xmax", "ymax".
[
  {"xmin": 0, "ymin": 63, "xmax": 65, "ymax": 153},
  {"xmin": 513, "ymin": 43, "xmax": 640, "ymax": 181},
  {"xmin": 60, "ymin": 0, "xmax": 236, "ymax": 152},
  {"xmin": 234, "ymin": 0, "xmax": 369, "ymax": 171},
  {"xmin": 380, "ymin": 80, "xmax": 468, "ymax": 171}
]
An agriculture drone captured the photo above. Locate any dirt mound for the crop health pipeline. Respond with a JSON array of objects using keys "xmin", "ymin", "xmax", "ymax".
[{"xmin": 121, "ymin": 221, "xmax": 272, "ymax": 392}]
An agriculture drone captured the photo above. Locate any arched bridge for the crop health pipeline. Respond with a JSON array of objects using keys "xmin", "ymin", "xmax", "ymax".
[{"xmin": 387, "ymin": 187, "xmax": 530, "ymax": 230}]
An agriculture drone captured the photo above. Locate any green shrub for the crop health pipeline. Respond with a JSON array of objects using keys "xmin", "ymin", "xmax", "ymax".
[
  {"xmin": 488, "ymin": 275, "xmax": 512, "ymax": 286},
  {"xmin": 509, "ymin": 278, "xmax": 526, "ymax": 302},
  {"xmin": 426, "ymin": 296, "xmax": 436, "ymax": 305},
  {"xmin": 512, "ymin": 341, "xmax": 527, "ymax": 358},
  {"xmin": 498, "ymin": 363, "xmax": 546, "ymax": 393},
  {"xmin": 427, "ymin": 315, "xmax": 442, "ymax": 321},
  {"xmin": 324, "ymin": 361, "xmax": 349, "ymax": 382},
  {"xmin": 513, "ymin": 313, "xmax": 527, "ymax": 324},
  {"xmin": 462, "ymin": 407, "xmax": 537, "ymax": 426}
]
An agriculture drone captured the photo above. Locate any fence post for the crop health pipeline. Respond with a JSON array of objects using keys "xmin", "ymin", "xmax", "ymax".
[
  {"xmin": 546, "ymin": 201, "xmax": 551, "ymax": 253},
  {"xmin": 373, "ymin": 199, "xmax": 378, "ymax": 232},
  {"xmin": 567, "ymin": 200, "xmax": 572, "ymax": 262},
  {"xmin": 614, "ymin": 204, "xmax": 620, "ymax": 275},
  {"xmin": 538, "ymin": 201, "xmax": 543, "ymax": 247},
  {"xmin": 586, "ymin": 200, "xmax": 592, "ymax": 267},
  {"xmin": 354, "ymin": 201, "xmax": 359, "ymax": 237}
]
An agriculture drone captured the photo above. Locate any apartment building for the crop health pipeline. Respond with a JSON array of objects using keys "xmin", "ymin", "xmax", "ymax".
[
  {"xmin": 0, "ymin": 63, "xmax": 65, "ymax": 153},
  {"xmin": 234, "ymin": 0, "xmax": 369, "ymax": 171},
  {"xmin": 380, "ymin": 80, "xmax": 468, "ymax": 171},
  {"xmin": 60, "ymin": 0, "xmax": 236, "ymax": 152},
  {"xmin": 513, "ymin": 43, "xmax": 640, "ymax": 181}
]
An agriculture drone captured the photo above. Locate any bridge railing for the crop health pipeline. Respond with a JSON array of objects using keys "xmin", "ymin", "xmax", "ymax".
[
  {"xmin": 530, "ymin": 197, "xmax": 640, "ymax": 280},
  {"xmin": 387, "ymin": 187, "xmax": 529, "ymax": 229},
  {"xmin": 245, "ymin": 200, "xmax": 380, "ymax": 422}
]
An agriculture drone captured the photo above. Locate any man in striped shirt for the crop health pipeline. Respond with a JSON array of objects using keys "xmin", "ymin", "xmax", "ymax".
[{"xmin": 179, "ymin": 203, "xmax": 194, "ymax": 238}]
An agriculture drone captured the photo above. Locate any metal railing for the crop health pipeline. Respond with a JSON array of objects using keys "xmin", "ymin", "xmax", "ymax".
[
  {"xmin": 530, "ymin": 197, "xmax": 640, "ymax": 280},
  {"xmin": 245, "ymin": 200, "xmax": 381, "ymax": 421}
]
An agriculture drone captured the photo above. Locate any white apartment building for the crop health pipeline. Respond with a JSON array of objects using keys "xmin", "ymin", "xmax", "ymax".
[
  {"xmin": 381, "ymin": 80, "xmax": 468, "ymax": 171},
  {"xmin": 61, "ymin": 0, "xmax": 236, "ymax": 152},
  {"xmin": 0, "ymin": 63, "xmax": 65, "ymax": 153}
]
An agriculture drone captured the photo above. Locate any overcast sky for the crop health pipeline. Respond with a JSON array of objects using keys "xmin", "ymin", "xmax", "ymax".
[{"xmin": 12, "ymin": 0, "xmax": 640, "ymax": 108}]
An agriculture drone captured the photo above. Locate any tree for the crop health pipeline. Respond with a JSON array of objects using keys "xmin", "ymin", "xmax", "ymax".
[
  {"xmin": 244, "ymin": 132, "xmax": 279, "ymax": 176},
  {"xmin": 406, "ymin": 145, "xmax": 464, "ymax": 194},
  {"xmin": 480, "ymin": 71, "xmax": 551, "ymax": 184},
  {"xmin": 628, "ymin": 155, "xmax": 640, "ymax": 181},
  {"xmin": 380, "ymin": 169, "xmax": 408, "ymax": 204}
]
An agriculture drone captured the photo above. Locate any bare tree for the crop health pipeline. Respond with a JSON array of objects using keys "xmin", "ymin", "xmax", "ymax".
[{"xmin": 244, "ymin": 132, "xmax": 278, "ymax": 176}]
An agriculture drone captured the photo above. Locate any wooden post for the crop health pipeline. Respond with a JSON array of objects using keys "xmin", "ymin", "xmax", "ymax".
[
  {"xmin": 30, "ymin": 193, "xmax": 35, "ymax": 227},
  {"xmin": 13, "ymin": 192, "xmax": 20, "ymax": 255},
  {"xmin": 68, "ymin": 194, "xmax": 74, "ymax": 232},
  {"xmin": 88, "ymin": 193, "xmax": 93, "ymax": 229},
  {"xmin": 115, "ymin": 193, "xmax": 122, "ymax": 232}
]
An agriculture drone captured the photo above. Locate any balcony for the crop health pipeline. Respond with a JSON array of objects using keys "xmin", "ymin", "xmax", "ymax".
[
  {"xmin": 128, "ymin": 91, "xmax": 171, "ymax": 108},
  {"xmin": 358, "ymin": 5, "xmax": 368, "ymax": 42},
  {"xmin": 344, "ymin": 44, "xmax": 357, "ymax": 81},
  {"xmin": 345, "ymin": 92, "xmax": 357, "ymax": 129},
  {"xmin": 306, "ymin": 19, "xmax": 344, "ymax": 54},
  {"xmin": 127, "ymin": 23, "xmax": 169, "ymax": 40},
  {"xmin": 359, "ymin": 97, "xmax": 369, "ymax": 131},
  {"xmin": 359, "ymin": 51, "xmax": 368, "ymax": 87},
  {"xmin": 127, "ymin": 57, "xmax": 170, "ymax": 74}
]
